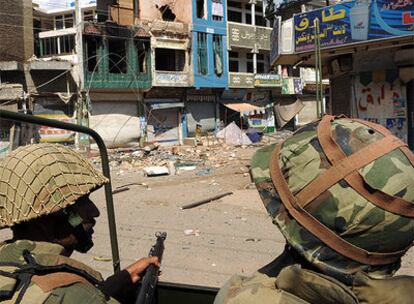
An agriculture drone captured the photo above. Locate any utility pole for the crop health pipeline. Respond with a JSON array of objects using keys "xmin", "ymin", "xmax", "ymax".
[
  {"xmin": 75, "ymin": 0, "xmax": 88, "ymax": 149},
  {"xmin": 251, "ymin": 0, "xmax": 257, "ymax": 74}
]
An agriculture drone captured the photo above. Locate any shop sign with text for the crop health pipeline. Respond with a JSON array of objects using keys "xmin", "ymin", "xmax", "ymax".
[
  {"xmin": 294, "ymin": 0, "xmax": 414, "ymax": 52},
  {"xmin": 254, "ymin": 74, "xmax": 282, "ymax": 87}
]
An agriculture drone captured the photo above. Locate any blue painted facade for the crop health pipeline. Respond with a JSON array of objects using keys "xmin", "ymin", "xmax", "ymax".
[{"xmin": 192, "ymin": 0, "xmax": 228, "ymax": 89}]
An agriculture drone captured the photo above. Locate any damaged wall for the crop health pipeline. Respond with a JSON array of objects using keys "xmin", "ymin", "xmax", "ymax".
[
  {"xmin": 186, "ymin": 102, "xmax": 216, "ymax": 135},
  {"xmin": 0, "ymin": 0, "xmax": 33, "ymax": 62},
  {"xmin": 139, "ymin": 0, "xmax": 192, "ymax": 24}
]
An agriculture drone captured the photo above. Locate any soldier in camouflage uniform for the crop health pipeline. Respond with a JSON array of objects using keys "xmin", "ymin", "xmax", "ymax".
[
  {"xmin": 214, "ymin": 115, "xmax": 414, "ymax": 304},
  {"xmin": 0, "ymin": 144, "xmax": 159, "ymax": 303}
]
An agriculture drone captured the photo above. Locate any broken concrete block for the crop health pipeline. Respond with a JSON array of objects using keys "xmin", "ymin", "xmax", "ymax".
[
  {"xmin": 183, "ymin": 138, "xmax": 197, "ymax": 146},
  {"xmin": 144, "ymin": 166, "xmax": 170, "ymax": 177}
]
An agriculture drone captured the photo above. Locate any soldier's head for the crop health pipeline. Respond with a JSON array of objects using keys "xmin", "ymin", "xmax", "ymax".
[
  {"xmin": 0, "ymin": 144, "xmax": 109, "ymax": 255},
  {"xmin": 251, "ymin": 116, "xmax": 414, "ymax": 283}
]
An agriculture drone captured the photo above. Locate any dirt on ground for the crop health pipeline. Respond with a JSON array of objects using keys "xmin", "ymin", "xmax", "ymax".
[
  {"xmin": 80, "ymin": 135, "xmax": 414, "ymax": 287},
  {"xmin": 1, "ymin": 134, "xmax": 412, "ymax": 288}
]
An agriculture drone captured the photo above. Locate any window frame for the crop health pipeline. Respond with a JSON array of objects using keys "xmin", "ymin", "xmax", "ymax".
[{"xmin": 197, "ymin": 32, "xmax": 208, "ymax": 75}]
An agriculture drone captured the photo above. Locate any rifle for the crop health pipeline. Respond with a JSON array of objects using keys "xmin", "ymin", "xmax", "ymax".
[{"xmin": 135, "ymin": 232, "xmax": 167, "ymax": 304}]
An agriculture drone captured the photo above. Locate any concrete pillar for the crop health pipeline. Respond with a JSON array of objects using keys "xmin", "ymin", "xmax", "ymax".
[{"xmin": 251, "ymin": 0, "xmax": 257, "ymax": 74}]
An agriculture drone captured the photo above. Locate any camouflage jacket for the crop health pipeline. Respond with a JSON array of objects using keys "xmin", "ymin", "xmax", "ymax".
[
  {"xmin": 214, "ymin": 265, "xmax": 414, "ymax": 304},
  {"xmin": 0, "ymin": 240, "xmax": 119, "ymax": 303}
]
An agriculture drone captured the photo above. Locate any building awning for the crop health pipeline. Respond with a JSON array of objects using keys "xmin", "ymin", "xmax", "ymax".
[
  {"xmin": 274, "ymin": 98, "xmax": 304, "ymax": 128},
  {"xmin": 223, "ymin": 103, "xmax": 261, "ymax": 113}
]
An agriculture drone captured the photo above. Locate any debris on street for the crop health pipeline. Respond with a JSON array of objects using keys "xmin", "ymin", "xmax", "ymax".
[
  {"xmin": 183, "ymin": 229, "xmax": 201, "ymax": 236},
  {"xmin": 180, "ymin": 192, "xmax": 233, "ymax": 210},
  {"xmin": 144, "ymin": 166, "xmax": 170, "ymax": 176},
  {"xmin": 112, "ymin": 187, "xmax": 130, "ymax": 194}
]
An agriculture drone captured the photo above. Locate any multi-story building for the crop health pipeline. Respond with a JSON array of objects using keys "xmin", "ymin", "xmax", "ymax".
[
  {"xmin": 185, "ymin": 0, "xmax": 228, "ymax": 139},
  {"xmin": 264, "ymin": 0, "xmax": 331, "ymax": 129},
  {"xmin": 270, "ymin": 0, "xmax": 414, "ymax": 148},
  {"xmin": 0, "ymin": 0, "xmax": 76, "ymax": 152},
  {"xmin": 223, "ymin": 0, "xmax": 278, "ymax": 131},
  {"xmin": 33, "ymin": 0, "xmax": 152, "ymax": 147},
  {"xmin": 102, "ymin": 0, "xmax": 194, "ymax": 145}
]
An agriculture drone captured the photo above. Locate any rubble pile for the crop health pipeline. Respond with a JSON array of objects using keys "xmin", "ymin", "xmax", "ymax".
[{"xmin": 90, "ymin": 130, "xmax": 293, "ymax": 177}]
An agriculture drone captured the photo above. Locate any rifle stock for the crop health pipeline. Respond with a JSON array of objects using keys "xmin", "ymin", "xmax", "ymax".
[{"xmin": 135, "ymin": 232, "xmax": 167, "ymax": 304}]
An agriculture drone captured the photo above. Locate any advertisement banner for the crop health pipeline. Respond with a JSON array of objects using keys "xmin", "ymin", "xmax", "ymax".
[
  {"xmin": 294, "ymin": 0, "xmax": 414, "ymax": 53},
  {"xmin": 270, "ymin": 16, "xmax": 281, "ymax": 63}
]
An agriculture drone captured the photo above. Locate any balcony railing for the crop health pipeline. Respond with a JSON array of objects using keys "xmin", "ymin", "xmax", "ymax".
[
  {"xmin": 227, "ymin": 22, "xmax": 272, "ymax": 50},
  {"xmin": 85, "ymin": 71, "xmax": 151, "ymax": 89}
]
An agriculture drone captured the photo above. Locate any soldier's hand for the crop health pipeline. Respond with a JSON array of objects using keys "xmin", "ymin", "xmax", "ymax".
[{"xmin": 125, "ymin": 256, "xmax": 160, "ymax": 283}]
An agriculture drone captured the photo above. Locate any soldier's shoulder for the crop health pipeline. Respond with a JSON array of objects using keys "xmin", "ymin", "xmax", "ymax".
[{"xmin": 46, "ymin": 282, "xmax": 119, "ymax": 304}]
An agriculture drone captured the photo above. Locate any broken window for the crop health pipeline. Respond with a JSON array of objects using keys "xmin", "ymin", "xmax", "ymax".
[
  {"xmin": 86, "ymin": 36, "xmax": 99, "ymax": 73},
  {"xmin": 212, "ymin": 0, "xmax": 224, "ymax": 21},
  {"xmin": 108, "ymin": 38, "xmax": 127, "ymax": 74},
  {"xmin": 155, "ymin": 48, "xmax": 185, "ymax": 72},
  {"xmin": 196, "ymin": 0, "xmax": 206, "ymax": 19},
  {"xmin": 55, "ymin": 16, "xmax": 63, "ymax": 30},
  {"xmin": 64, "ymin": 14, "xmax": 74, "ymax": 28},
  {"xmin": 159, "ymin": 5, "xmax": 176, "ymax": 21},
  {"xmin": 229, "ymin": 51, "xmax": 239, "ymax": 72},
  {"xmin": 197, "ymin": 33, "xmax": 208, "ymax": 75},
  {"xmin": 228, "ymin": 10, "xmax": 242, "ymax": 22},
  {"xmin": 247, "ymin": 53, "xmax": 266, "ymax": 73},
  {"xmin": 135, "ymin": 40, "xmax": 149, "ymax": 74},
  {"xmin": 40, "ymin": 37, "xmax": 58, "ymax": 56},
  {"xmin": 83, "ymin": 10, "xmax": 95, "ymax": 22},
  {"xmin": 213, "ymin": 34, "xmax": 223, "ymax": 76},
  {"xmin": 59, "ymin": 35, "xmax": 75, "ymax": 54}
]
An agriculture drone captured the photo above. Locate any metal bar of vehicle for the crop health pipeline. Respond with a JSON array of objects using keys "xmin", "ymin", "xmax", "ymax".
[
  {"xmin": 0, "ymin": 109, "xmax": 220, "ymax": 302},
  {"xmin": 0, "ymin": 109, "xmax": 121, "ymax": 273}
]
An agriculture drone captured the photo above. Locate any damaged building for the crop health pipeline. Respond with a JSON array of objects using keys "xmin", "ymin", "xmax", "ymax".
[
  {"xmin": 102, "ymin": 0, "xmax": 193, "ymax": 145},
  {"xmin": 0, "ymin": 0, "xmax": 78, "ymax": 155}
]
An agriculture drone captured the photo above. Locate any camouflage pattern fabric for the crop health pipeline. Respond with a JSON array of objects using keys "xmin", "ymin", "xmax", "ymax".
[
  {"xmin": 0, "ymin": 144, "xmax": 108, "ymax": 228},
  {"xmin": 251, "ymin": 119, "xmax": 414, "ymax": 284},
  {"xmin": 213, "ymin": 271, "xmax": 310, "ymax": 304},
  {"xmin": 0, "ymin": 240, "xmax": 118, "ymax": 303},
  {"xmin": 351, "ymin": 271, "xmax": 414, "ymax": 304},
  {"xmin": 214, "ymin": 264, "xmax": 414, "ymax": 304}
]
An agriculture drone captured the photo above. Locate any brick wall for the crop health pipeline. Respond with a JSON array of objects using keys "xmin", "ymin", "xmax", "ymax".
[{"xmin": 0, "ymin": 0, "xmax": 34, "ymax": 62}]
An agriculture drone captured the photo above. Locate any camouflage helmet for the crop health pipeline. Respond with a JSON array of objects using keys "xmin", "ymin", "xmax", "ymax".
[
  {"xmin": 251, "ymin": 115, "xmax": 414, "ymax": 283},
  {"xmin": 0, "ymin": 143, "xmax": 109, "ymax": 228}
]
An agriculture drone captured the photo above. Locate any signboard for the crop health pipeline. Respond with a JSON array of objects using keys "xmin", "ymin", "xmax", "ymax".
[
  {"xmin": 353, "ymin": 75, "xmax": 407, "ymax": 141},
  {"xmin": 155, "ymin": 72, "xmax": 189, "ymax": 86},
  {"xmin": 228, "ymin": 22, "xmax": 256, "ymax": 49},
  {"xmin": 294, "ymin": 0, "xmax": 414, "ymax": 53},
  {"xmin": 229, "ymin": 72, "xmax": 255, "ymax": 88},
  {"xmin": 35, "ymin": 115, "xmax": 76, "ymax": 143},
  {"xmin": 254, "ymin": 74, "xmax": 282, "ymax": 87},
  {"xmin": 270, "ymin": 16, "xmax": 281, "ymax": 63},
  {"xmin": 256, "ymin": 26, "xmax": 272, "ymax": 50},
  {"xmin": 220, "ymin": 89, "xmax": 247, "ymax": 101},
  {"xmin": 282, "ymin": 77, "xmax": 303, "ymax": 94}
]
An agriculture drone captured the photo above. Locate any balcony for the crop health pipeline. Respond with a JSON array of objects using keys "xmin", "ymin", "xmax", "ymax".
[
  {"xmin": 84, "ymin": 36, "xmax": 152, "ymax": 90},
  {"xmin": 227, "ymin": 22, "xmax": 272, "ymax": 51},
  {"xmin": 229, "ymin": 72, "xmax": 254, "ymax": 88},
  {"xmin": 85, "ymin": 71, "xmax": 151, "ymax": 90}
]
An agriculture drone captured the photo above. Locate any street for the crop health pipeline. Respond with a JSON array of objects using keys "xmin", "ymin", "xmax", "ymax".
[{"xmin": 59, "ymin": 143, "xmax": 414, "ymax": 287}]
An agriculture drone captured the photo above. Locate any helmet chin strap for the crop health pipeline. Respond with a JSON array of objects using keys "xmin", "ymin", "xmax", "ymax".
[{"xmin": 64, "ymin": 209, "xmax": 94, "ymax": 253}]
